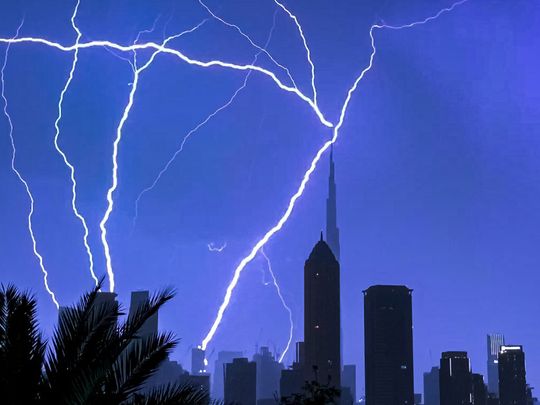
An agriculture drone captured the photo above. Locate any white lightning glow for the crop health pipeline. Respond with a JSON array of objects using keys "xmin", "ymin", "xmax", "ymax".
[
  {"xmin": 273, "ymin": 0, "xmax": 317, "ymax": 105},
  {"xmin": 99, "ymin": 22, "xmax": 207, "ymax": 292},
  {"xmin": 0, "ymin": 39, "xmax": 332, "ymax": 128},
  {"xmin": 132, "ymin": 11, "xmax": 279, "ymax": 230},
  {"xmin": 198, "ymin": 0, "xmax": 298, "ymax": 89},
  {"xmin": 1, "ymin": 20, "xmax": 60, "ymax": 309},
  {"xmin": 260, "ymin": 248, "xmax": 293, "ymax": 363},
  {"xmin": 52, "ymin": 0, "xmax": 99, "ymax": 287},
  {"xmin": 208, "ymin": 242, "xmax": 227, "ymax": 252},
  {"xmin": 200, "ymin": 0, "xmax": 468, "ymax": 351}
]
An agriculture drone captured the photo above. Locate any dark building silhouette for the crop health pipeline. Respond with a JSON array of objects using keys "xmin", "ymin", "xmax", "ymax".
[
  {"xmin": 213, "ymin": 350, "xmax": 243, "ymax": 400},
  {"xmin": 342, "ymin": 364, "xmax": 356, "ymax": 403},
  {"xmin": 487, "ymin": 393, "xmax": 501, "ymax": 405},
  {"xmin": 192, "ymin": 347, "xmax": 206, "ymax": 375},
  {"xmin": 224, "ymin": 357, "xmax": 256, "ymax": 405},
  {"xmin": 304, "ymin": 235, "xmax": 341, "ymax": 388},
  {"xmin": 363, "ymin": 285, "xmax": 414, "ymax": 405},
  {"xmin": 415, "ymin": 393, "xmax": 423, "ymax": 404},
  {"xmin": 424, "ymin": 367, "xmax": 440, "ymax": 405},
  {"xmin": 439, "ymin": 351, "xmax": 472, "ymax": 405},
  {"xmin": 326, "ymin": 146, "xmax": 340, "ymax": 262},
  {"xmin": 128, "ymin": 291, "xmax": 158, "ymax": 337},
  {"xmin": 487, "ymin": 334, "xmax": 505, "ymax": 396},
  {"xmin": 280, "ymin": 342, "xmax": 305, "ymax": 399},
  {"xmin": 498, "ymin": 346, "xmax": 526, "ymax": 405},
  {"xmin": 253, "ymin": 346, "xmax": 283, "ymax": 402},
  {"xmin": 472, "ymin": 373, "xmax": 488, "ymax": 405}
]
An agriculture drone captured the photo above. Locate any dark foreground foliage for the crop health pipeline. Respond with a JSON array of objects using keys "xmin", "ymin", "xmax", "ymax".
[{"xmin": 0, "ymin": 282, "xmax": 209, "ymax": 405}]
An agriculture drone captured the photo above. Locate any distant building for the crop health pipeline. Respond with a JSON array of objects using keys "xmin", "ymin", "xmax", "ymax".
[
  {"xmin": 253, "ymin": 346, "xmax": 283, "ymax": 402},
  {"xmin": 487, "ymin": 334, "xmax": 505, "ymax": 395},
  {"xmin": 213, "ymin": 350, "xmax": 243, "ymax": 400},
  {"xmin": 363, "ymin": 285, "xmax": 414, "ymax": 405},
  {"xmin": 192, "ymin": 347, "xmax": 206, "ymax": 375},
  {"xmin": 439, "ymin": 351, "xmax": 472, "ymax": 405},
  {"xmin": 498, "ymin": 345, "xmax": 526, "ymax": 405},
  {"xmin": 128, "ymin": 291, "xmax": 158, "ymax": 338},
  {"xmin": 280, "ymin": 342, "xmax": 305, "ymax": 399},
  {"xmin": 487, "ymin": 393, "xmax": 500, "ymax": 405},
  {"xmin": 304, "ymin": 235, "xmax": 341, "ymax": 388},
  {"xmin": 224, "ymin": 357, "xmax": 256, "ymax": 405},
  {"xmin": 342, "ymin": 365, "xmax": 356, "ymax": 403},
  {"xmin": 472, "ymin": 373, "xmax": 488, "ymax": 405},
  {"xmin": 424, "ymin": 367, "xmax": 440, "ymax": 405},
  {"xmin": 415, "ymin": 393, "xmax": 423, "ymax": 404}
]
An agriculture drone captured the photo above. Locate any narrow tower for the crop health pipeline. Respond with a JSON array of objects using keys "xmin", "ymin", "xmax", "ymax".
[{"xmin": 326, "ymin": 146, "xmax": 340, "ymax": 262}]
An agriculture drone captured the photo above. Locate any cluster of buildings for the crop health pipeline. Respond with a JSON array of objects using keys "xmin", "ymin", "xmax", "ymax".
[{"xmin": 77, "ymin": 151, "xmax": 536, "ymax": 404}]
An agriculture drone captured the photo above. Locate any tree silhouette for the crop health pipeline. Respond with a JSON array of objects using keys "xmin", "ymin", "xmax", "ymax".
[{"xmin": 0, "ymin": 282, "xmax": 209, "ymax": 404}]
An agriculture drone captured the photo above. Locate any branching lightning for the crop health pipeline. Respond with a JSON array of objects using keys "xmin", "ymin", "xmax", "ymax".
[
  {"xmin": 132, "ymin": 10, "xmax": 280, "ymax": 231},
  {"xmin": 1, "ymin": 20, "xmax": 60, "ymax": 309},
  {"xmin": 98, "ymin": 21, "xmax": 207, "ymax": 292},
  {"xmin": 52, "ymin": 0, "xmax": 99, "ymax": 287},
  {"xmin": 260, "ymin": 248, "xmax": 293, "ymax": 363},
  {"xmin": 0, "ymin": 0, "xmax": 468, "ymax": 353},
  {"xmin": 200, "ymin": 0, "xmax": 469, "ymax": 351}
]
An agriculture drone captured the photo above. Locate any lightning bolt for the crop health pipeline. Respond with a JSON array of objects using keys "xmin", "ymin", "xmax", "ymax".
[
  {"xmin": 200, "ymin": 0, "xmax": 468, "ymax": 352},
  {"xmin": 260, "ymin": 248, "xmax": 293, "ymax": 363},
  {"xmin": 208, "ymin": 242, "xmax": 227, "ymax": 252},
  {"xmin": 1, "ymin": 20, "xmax": 60, "ymax": 309},
  {"xmin": 98, "ymin": 21, "xmax": 208, "ymax": 292},
  {"xmin": 132, "ymin": 10, "xmax": 280, "ymax": 231},
  {"xmin": 52, "ymin": 0, "xmax": 99, "ymax": 287},
  {"xmin": 198, "ymin": 0, "xmax": 298, "ymax": 89},
  {"xmin": 273, "ymin": 0, "xmax": 317, "ymax": 105}
]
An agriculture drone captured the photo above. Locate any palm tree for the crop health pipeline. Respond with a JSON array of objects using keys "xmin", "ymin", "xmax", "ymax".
[{"xmin": 0, "ymin": 282, "xmax": 209, "ymax": 404}]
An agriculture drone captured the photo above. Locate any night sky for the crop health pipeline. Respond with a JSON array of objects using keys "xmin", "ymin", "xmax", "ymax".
[{"xmin": 1, "ymin": 0, "xmax": 539, "ymax": 396}]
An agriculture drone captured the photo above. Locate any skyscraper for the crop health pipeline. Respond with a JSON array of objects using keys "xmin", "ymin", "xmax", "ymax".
[
  {"xmin": 472, "ymin": 373, "xmax": 488, "ymax": 405},
  {"xmin": 304, "ymin": 235, "xmax": 341, "ymax": 388},
  {"xmin": 224, "ymin": 357, "xmax": 257, "ymax": 405},
  {"xmin": 213, "ymin": 350, "xmax": 243, "ymax": 400},
  {"xmin": 498, "ymin": 346, "xmax": 527, "ymax": 405},
  {"xmin": 191, "ymin": 347, "xmax": 206, "ymax": 375},
  {"xmin": 326, "ymin": 146, "xmax": 340, "ymax": 262},
  {"xmin": 424, "ymin": 367, "xmax": 440, "ymax": 405},
  {"xmin": 439, "ymin": 351, "xmax": 472, "ymax": 405},
  {"xmin": 363, "ymin": 285, "xmax": 414, "ymax": 405},
  {"xmin": 487, "ymin": 333, "xmax": 505, "ymax": 395},
  {"xmin": 253, "ymin": 346, "xmax": 283, "ymax": 402},
  {"xmin": 128, "ymin": 291, "xmax": 158, "ymax": 338},
  {"xmin": 342, "ymin": 364, "xmax": 357, "ymax": 403}
]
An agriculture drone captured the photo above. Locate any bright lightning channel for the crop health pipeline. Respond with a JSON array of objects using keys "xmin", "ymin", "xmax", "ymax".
[
  {"xmin": 132, "ymin": 10, "xmax": 280, "ymax": 231},
  {"xmin": 198, "ymin": 0, "xmax": 298, "ymax": 89},
  {"xmin": 98, "ymin": 21, "xmax": 207, "ymax": 292},
  {"xmin": 260, "ymin": 248, "xmax": 293, "ymax": 363},
  {"xmin": 1, "ymin": 20, "xmax": 60, "ymax": 309},
  {"xmin": 52, "ymin": 0, "xmax": 99, "ymax": 287},
  {"xmin": 200, "ymin": 0, "xmax": 469, "ymax": 351}
]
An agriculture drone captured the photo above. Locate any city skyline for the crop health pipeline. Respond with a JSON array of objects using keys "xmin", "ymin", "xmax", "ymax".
[{"xmin": 1, "ymin": 0, "xmax": 539, "ymax": 399}]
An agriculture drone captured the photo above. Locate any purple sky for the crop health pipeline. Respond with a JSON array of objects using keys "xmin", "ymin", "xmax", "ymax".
[{"xmin": 0, "ymin": 0, "xmax": 539, "ymax": 397}]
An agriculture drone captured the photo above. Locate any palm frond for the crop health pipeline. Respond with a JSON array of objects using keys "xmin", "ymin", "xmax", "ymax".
[{"xmin": 128, "ymin": 381, "xmax": 211, "ymax": 405}]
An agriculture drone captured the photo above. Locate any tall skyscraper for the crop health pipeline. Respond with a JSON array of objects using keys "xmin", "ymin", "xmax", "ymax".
[
  {"xmin": 326, "ymin": 146, "xmax": 340, "ymax": 262},
  {"xmin": 191, "ymin": 347, "xmax": 206, "ymax": 375},
  {"xmin": 253, "ymin": 346, "xmax": 283, "ymax": 402},
  {"xmin": 363, "ymin": 285, "xmax": 414, "ymax": 405},
  {"xmin": 439, "ymin": 351, "xmax": 472, "ymax": 405},
  {"xmin": 498, "ymin": 345, "xmax": 527, "ymax": 405},
  {"xmin": 224, "ymin": 357, "xmax": 257, "ymax": 405},
  {"xmin": 128, "ymin": 291, "xmax": 158, "ymax": 338},
  {"xmin": 304, "ymin": 236, "xmax": 341, "ymax": 388},
  {"xmin": 213, "ymin": 350, "xmax": 243, "ymax": 400},
  {"xmin": 424, "ymin": 367, "xmax": 440, "ymax": 405},
  {"xmin": 487, "ymin": 333, "xmax": 505, "ymax": 395}
]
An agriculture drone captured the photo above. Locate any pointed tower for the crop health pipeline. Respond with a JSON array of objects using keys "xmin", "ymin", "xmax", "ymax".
[{"xmin": 326, "ymin": 146, "xmax": 340, "ymax": 262}]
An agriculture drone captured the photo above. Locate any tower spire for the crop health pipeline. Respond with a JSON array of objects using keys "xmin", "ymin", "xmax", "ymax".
[{"xmin": 326, "ymin": 146, "xmax": 340, "ymax": 261}]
